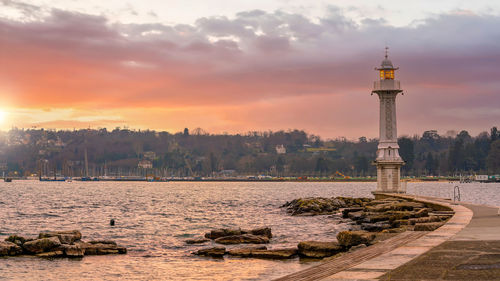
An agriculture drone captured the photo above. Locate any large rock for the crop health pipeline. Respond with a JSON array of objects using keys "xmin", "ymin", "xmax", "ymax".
[
  {"xmin": 249, "ymin": 249, "xmax": 297, "ymax": 259},
  {"xmin": 62, "ymin": 244, "xmax": 85, "ymax": 257},
  {"xmin": 336, "ymin": 197, "xmax": 372, "ymax": 207},
  {"xmin": 348, "ymin": 211, "xmax": 365, "ymax": 221},
  {"xmin": 281, "ymin": 197, "xmax": 345, "ymax": 216},
  {"xmin": 337, "ymin": 231, "xmax": 376, "ymax": 247},
  {"xmin": 248, "ymin": 227, "xmax": 272, "ymax": 238},
  {"xmin": 36, "ymin": 250, "xmax": 64, "ymax": 258},
  {"xmin": 204, "ymin": 229, "xmax": 242, "ymax": 239},
  {"xmin": 23, "ymin": 237, "xmax": 61, "ymax": 254},
  {"xmin": 228, "ymin": 247, "xmax": 296, "ymax": 259},
  {"xmin": 214, "ymin": 234, "xmax": 269, "ymax": 245},
  {"xmin": 365, "ymin": 201, "xmax": 425, "ymax": 213},
  {"xmin": 227, "ymin": 246, "xmax": 267, "ymax": 257},
  {"xmin": 5, "ymin": 235, "xmax": 27, "ymax": 246},
  {"xmin": 414, "ymin": 208, "xmax": 431, "ymax": 218},
  {"xmin": 361, "ymin": 222, "xmax": 392, "ymax": 232},
  {"xmin": 414, "ymin": 222, "xmax": 446, "ymax": 231},
  {"xmin": 39, "ymin": 230, "xmax": 82, "ymax": 244},
  {"xmin": 342, "ymin": 207, "xmax": 364, "ymax": 218},
  {"xmin": 192, "ymin": 247, "xmax": 226, "ymax": 258},
  {"xmin": 0, "ymin": 241, "xmax": 23, "ymax": 256},
  {"xmin": 297, "ymin": 241, "xmax": 343, "ymax": 258},
  {"xmin": 185, "ymin": 238, "xmax": 211, "ymax": 244},
  {"xmin": 75, "ymin": 241, "xmax": 126, "ymax": 255}
]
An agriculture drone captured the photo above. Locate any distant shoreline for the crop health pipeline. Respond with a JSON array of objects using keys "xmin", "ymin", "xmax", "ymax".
[{"xmin": 3, "ymin": 177, "xmax": 471, "ymax": 183}]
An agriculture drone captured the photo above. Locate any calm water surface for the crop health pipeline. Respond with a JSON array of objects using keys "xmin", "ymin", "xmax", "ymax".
[{"xmin": 0, "ymin": 181, "xmax": 499, "ymax": 280}]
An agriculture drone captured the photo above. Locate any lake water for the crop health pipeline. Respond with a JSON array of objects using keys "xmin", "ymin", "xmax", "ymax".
[{"xmin": 0, "ymin": 181, "xmax": 499, "ymax": 280}]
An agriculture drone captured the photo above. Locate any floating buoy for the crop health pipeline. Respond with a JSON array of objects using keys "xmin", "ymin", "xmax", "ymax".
[{"xmin": 110, "ymin": 219, "xmax": 115, "ymax": 226}]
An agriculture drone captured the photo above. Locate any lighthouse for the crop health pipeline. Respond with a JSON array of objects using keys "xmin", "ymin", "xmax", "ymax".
[{"xmin": 372, "ymin": 48, "xmax": 405, "ymax": 193}]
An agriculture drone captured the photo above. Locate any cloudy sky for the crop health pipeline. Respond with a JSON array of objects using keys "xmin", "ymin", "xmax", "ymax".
[{"xmin": 1, "ymin": 0, "xmax": 499, "ymax": 139}]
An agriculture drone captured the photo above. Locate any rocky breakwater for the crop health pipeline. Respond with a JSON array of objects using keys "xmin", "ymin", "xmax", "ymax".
[
  {"xmin": 280, "ymin": 196, "xmax": 453, "ymax": 259},
  {"xmin": 191, "ymin": 227, "xmax": 297, "ymax": 259},
  {"xmin": 0, "ymin": 230, "xmax": 126, "ymax": 258}
]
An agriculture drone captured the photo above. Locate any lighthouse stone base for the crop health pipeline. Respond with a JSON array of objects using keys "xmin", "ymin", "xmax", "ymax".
[{"xmin": 375, "ymin": 161, "xmax": 405, "ymax": 193}]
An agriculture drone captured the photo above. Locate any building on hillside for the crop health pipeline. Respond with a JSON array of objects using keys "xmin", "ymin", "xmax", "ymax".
[
  {"xmin": 138, "ymin": 160, "xmax": 153, "ymax": 169},
  {"xmin": 275, "ymin": 144, "xmax": 286, "ymax": 154}
]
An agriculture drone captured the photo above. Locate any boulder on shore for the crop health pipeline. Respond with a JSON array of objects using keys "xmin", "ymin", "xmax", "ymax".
[
  {"xmin": 281, "ymin": 197, "xmax": 345, "ymax": 216},
  {"xmin": 0, "ymin": 241, "xmax": 23, "ymax": 256},
  {"xmin": 23, "ymin": 237, "xmax": 61, "ymax": 254},
  {"xmin": 297, "ymin": 241, "xmax": 343, "ymax": 258},
  {"xmin": 337, "ymin": 231, "xmax": 376, "ymax": 247},
  {"xmin": 361, "ymin": 222, "xmax": 392, "ymax": 232},
  {"xmin": 192, "ymin": 247, "xmax": 226, "ymax": 258},
  {"xmin": 214, "ymin": 234, "xmax": 269, "ymax": 245},
  {"xmin": 342, "ymin": 207, "xmax": 364, "ymax": 218}
]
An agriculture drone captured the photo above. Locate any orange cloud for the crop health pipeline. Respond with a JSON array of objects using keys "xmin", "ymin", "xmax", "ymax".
[{"xmin": 1, "ymin": 8, "xmax": 499, "ymax": 138}]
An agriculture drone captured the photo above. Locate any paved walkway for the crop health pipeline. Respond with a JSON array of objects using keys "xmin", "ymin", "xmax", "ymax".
[
  {"xmin": 379, "ymin": 202, "xmax": 500, "ymax": 280},
  {"xmin": 274, "ymin": 232, "xmax": 427, "ymax": 281},
  {"xmin": 274, "ymin": 194, "xmax": 477, "ymax": 281}
]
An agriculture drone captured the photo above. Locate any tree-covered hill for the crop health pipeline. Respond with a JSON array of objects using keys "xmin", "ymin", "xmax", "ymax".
[{"xmin": 0, "ymin": 127, "xmax": 498, "ymax": 178}]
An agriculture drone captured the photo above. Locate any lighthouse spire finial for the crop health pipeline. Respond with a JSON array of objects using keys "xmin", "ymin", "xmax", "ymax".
[{"xmin": 385, "ymin": 46, "xmax": 389, "ymax": 59}]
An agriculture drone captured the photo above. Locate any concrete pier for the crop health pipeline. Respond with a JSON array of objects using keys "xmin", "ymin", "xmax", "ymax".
[{"xmin": 275, "ymin": 194, "xmax": 500, "ymax": 280}]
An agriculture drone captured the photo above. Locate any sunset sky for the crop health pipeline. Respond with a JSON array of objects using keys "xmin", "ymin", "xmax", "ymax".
[{"xmin": 1, "ymin": 0, "xmax": 499, "ymax": 139}]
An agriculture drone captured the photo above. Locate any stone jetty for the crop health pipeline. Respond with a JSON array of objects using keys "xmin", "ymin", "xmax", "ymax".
[
  {"xmin": 0, "ymin": 230, "xmax": 126, "ymax": 258},
  {"xmin": 190, "ymin": 196, "xmax": 451, "ymax": 261}
]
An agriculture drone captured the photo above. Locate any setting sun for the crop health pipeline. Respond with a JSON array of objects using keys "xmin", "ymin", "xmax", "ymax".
[{"xmin": 0, "ymin": 110, "xmax": 7, "ymax": 124}]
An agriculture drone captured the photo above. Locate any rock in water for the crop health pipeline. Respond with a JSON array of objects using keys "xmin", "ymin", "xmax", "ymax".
[
  {"xmin": 192, "ymin": 247, "xmax": 226, "ymax": 258},
  {"xmin": 297, "ymin": 241, "xmax": 344, "ymax": 258},
  {"xmin": 204, "ymin": 229, "xmax": 242, "ymax": 239},
  {"xmin": 5, "ymin": 235, "xmax": 27, "ymax": 246},
  {"xmin": 23, "ymin": 237, "xmax": 62, "ymax": 254},
  {"xmin": 342, "ymin": 208, "xmax": 364, "ymax": 218},
  {"xmin": 282, "ymin": 197, "xmax": 345, "ymax": 216},
  {"xmin": 214, "ymin": 234, "xmax": 270, "ymax": 245},
  {"xmin": 336, "ymin": 231, "xmax": 376, "ymax": 247},
  {"xmin": 227, "ymin": 247, "xmax": 296, "ymax": 259},
  {"xmin": 62, "ymin": 244, "xmax": 85, "ymax": 257},
  {"xmin": 76, "ymin": 241, "xmax": 127, "ymax": 255},
  {"xmin": 36, "ymin": 250, "xmax": 64, "ymax": 258},
  {"xmin": 248, "ymin": 227, "xmax": 272, "ymax": 238},
  {"xmin": 227, "ymin": 246, "xmax": 268, "ymax": 257},
  {"xmin": 39, "ymin": 230, "xmax": 82, "ymax": 244},
  {"xmin": 185, "ymin": 238, "xmax": 211, "ymax": 244},
  {"xmin": 249, "ymin": 249, "xmax": 297, "ymax": 259},
  {"xmin": 360, "ymin": 222, "xmax": 392, "ymax": 232},
  {"xmin": 0, "ymin": 241, "xmax": 23, "ymax": 256}
]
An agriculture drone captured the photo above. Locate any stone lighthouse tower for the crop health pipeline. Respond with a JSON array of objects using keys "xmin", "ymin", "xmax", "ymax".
[{"xmin": 372, "ymin": 48, "xmax": 405, "ymax": 193}]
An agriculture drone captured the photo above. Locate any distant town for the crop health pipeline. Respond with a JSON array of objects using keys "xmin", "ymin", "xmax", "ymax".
[{"xmin": 0, "ymin": 127, "xmax": 499, "ymax": 182}]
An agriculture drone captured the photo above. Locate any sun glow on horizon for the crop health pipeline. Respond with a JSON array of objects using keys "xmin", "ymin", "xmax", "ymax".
[{"xmin": 0, "ymin": 110, "xmax": 7, "ymax": 125}]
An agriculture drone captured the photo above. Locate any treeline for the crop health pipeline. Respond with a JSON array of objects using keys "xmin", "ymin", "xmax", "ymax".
[{"xmin": 0, "ymin": 126, "xmax": 499, "ymax": 177}]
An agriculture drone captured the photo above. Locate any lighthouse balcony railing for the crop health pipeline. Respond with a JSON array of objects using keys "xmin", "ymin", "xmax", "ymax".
[{"xmin": 373, "ymin": 80, "xmax": 401, "ymax": 91}]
